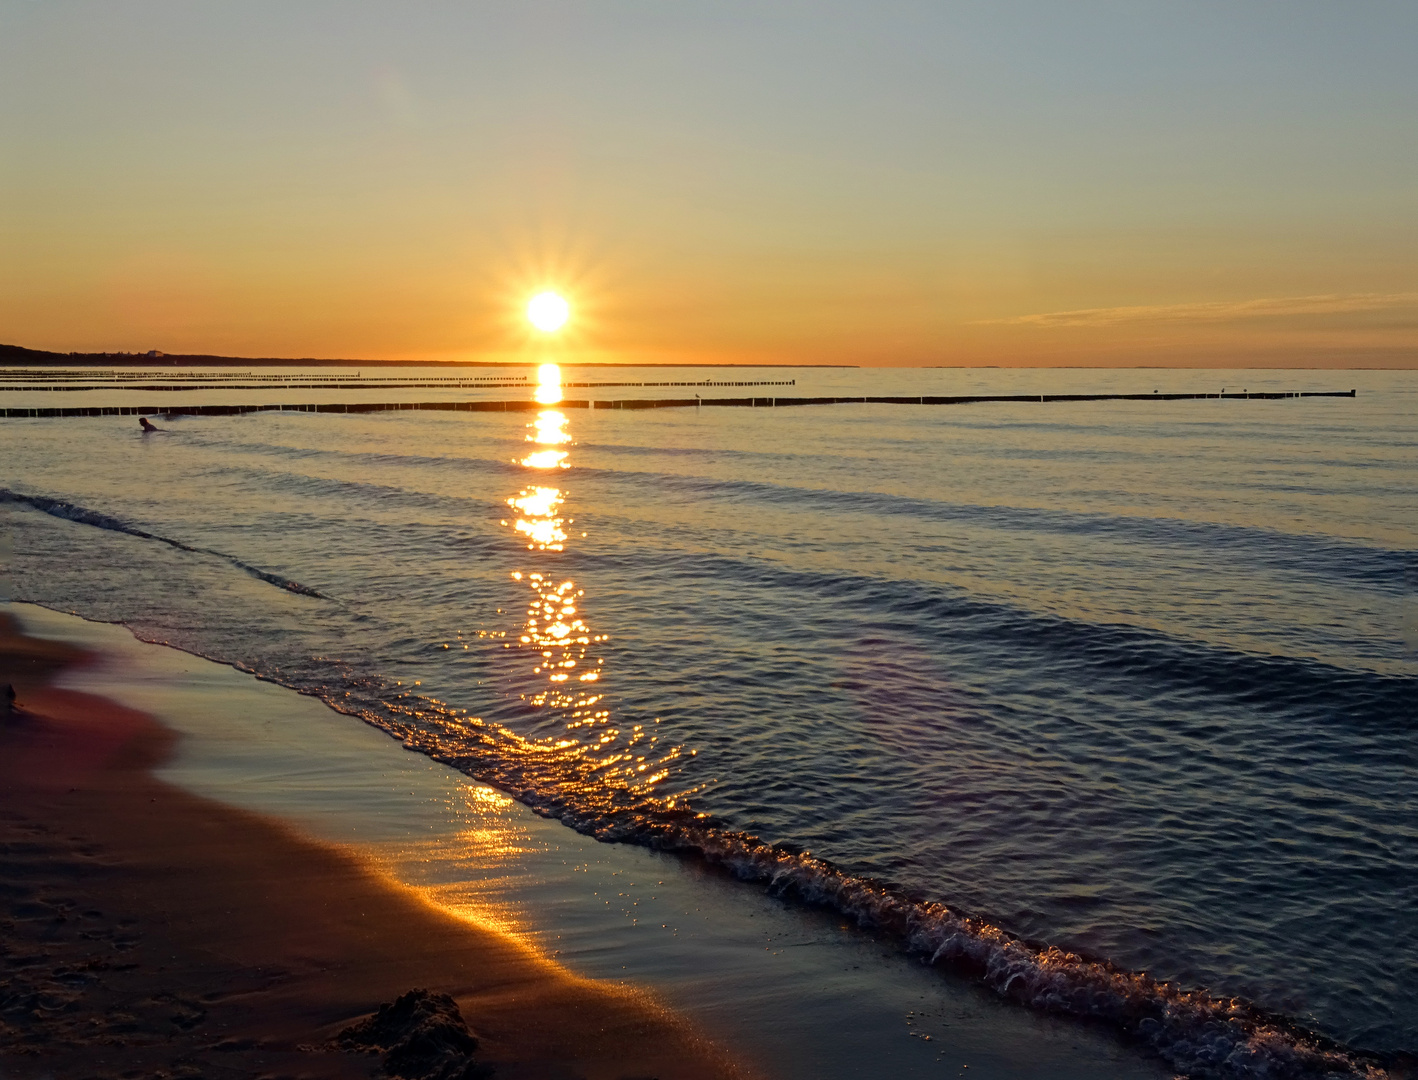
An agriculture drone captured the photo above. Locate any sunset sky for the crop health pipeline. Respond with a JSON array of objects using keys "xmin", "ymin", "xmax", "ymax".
[{"xmin": 2, "ymin": 2, "xmax": 1415, "ymax": 367}]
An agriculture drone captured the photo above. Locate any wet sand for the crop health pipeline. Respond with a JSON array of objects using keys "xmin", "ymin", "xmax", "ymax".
[{"xmin": 0, "ymin": 613, "xmax": 747, "ymax": 1080}]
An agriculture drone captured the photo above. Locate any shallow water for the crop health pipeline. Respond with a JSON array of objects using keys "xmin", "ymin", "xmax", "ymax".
[{"xmin": 2, "ymin": 365, "xmax": 1413, "ymax": 1077}]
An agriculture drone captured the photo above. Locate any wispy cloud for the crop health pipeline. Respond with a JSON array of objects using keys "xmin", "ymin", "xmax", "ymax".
[{"xmin": 978, "ymin": 292, "xmax": 1418, "ymax": 328}]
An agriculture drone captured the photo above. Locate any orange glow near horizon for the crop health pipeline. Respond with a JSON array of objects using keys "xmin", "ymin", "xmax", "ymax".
[{"xmin": 6, "ymin": 218, "xmax": 1413, "ymax": 368}]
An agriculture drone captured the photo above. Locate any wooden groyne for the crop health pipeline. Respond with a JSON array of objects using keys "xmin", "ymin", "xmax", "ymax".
[{"xmin": 0, "ymin": 389, "xmax": 1355, "ymax": 419}]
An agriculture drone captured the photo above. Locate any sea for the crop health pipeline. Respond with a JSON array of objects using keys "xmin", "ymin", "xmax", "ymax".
[{"xmin": 1, "ymin": 364, "xmax": 1413, "ymax": 1080}]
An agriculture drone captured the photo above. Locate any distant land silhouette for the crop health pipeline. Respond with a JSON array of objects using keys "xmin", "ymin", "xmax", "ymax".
[
  {"xmin": 0, "ymin": 343, "xmax": 502, "ymax": 368},
  {"xmin": 0, "ymin": 344, "xmax": 850, "ymax": 369}
]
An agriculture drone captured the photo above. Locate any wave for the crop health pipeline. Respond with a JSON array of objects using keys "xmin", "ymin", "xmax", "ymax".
[
  {"xmin": 6, "ymin": 478, "xmax": 1405, "ymax": 710},
  {"xmin": 188, "ymin": 429, "xmax": 1411, "ymax": 614},
  {"xmin": 190, "ymin": 462, "xmax": 512, "ymax": 517},
  {"xmin": 581, "ymin": 546, "xmax": 1413, "ymax": 720},
  {"xmin": 340, "ymin": 697, "xmax": 1390, "ymax": 1080},
  {"xmin": 0, "ymin": 488, "xmax": 329, "ymax": 599},
  {"xmin": 184, "ymin": 431, "xmax": 1409, "ymax": 594},
  {"xmin": 590, "ymin": 468, "xmax": 1409, "ymax": 594},
  {"xmin": 189, "ymin": 434, "xmax": 523, "ymax": 477}
]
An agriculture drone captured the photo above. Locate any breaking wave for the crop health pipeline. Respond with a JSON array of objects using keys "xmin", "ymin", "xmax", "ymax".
[{"xmin": 335, "ymin": 695, "xmax": 1390, "ymax": 1080}]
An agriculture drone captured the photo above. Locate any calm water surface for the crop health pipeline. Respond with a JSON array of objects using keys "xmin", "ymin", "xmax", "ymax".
[{"xmin": 2, "ymin": 365, "xmax": 1413, "ymax": 1078}]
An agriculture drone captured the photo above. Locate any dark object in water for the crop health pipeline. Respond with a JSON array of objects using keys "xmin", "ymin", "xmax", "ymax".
[
  {"xmin": 337, "ymin": 988, "xmax": 491, "ymax": 1080},
  {"xmin": 139, "ymin": 417, "xmax": 159, "ymax": 432}
]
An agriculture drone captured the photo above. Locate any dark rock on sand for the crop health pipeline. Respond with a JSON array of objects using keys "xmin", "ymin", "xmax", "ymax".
[{"xmin": 338, "ymin": 988, "xmax": 492, "ymax": 1080}]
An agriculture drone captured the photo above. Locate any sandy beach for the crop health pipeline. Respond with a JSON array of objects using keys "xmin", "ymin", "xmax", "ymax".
[{"xmin": 0, "ymin": 611, "xmax": 747, "ymax": 1080}]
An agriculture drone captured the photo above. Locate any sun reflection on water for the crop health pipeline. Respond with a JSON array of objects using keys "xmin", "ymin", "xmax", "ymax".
[
  {"xmin": 521, "ymin": 395, "xmax": 570, "ymax": 470},
  {"xmin": 533, "ymin": 362, "xmax": 563, "ymax": 405},
  {"xmin": 489, "ymin": 365, "xmax": 692, "ymax": 814},
  {"xmin": 381, "ymin": 783, "xmax": 537, "ymax": 941},
  {"xmin": 508, "ymin": 487, "xmax": 566, "ymax": 550},
  {"xmin": 532, "ymin": 410, "xmax": 571, "ymax": 444}
]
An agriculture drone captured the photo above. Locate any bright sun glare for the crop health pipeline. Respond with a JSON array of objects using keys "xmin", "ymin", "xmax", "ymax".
[{"xmin": 527, "ymin": 291, "xmax": 570, "ymax": 333}]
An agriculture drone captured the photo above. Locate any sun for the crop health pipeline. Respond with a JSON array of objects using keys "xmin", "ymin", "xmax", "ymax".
[{"xmin": 527, "ymin": 291, "xmax": 570, "ymax": 333}]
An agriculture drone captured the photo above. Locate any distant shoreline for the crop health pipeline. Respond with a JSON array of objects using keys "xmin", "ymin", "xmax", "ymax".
[{"xmin": 0, "ymin": 344, "xmax": 853, "ymax": 369}]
